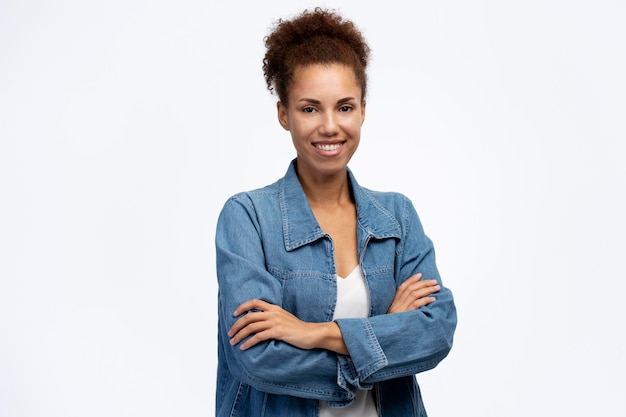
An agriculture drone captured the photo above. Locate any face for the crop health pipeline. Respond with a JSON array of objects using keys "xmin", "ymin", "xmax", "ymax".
[{"xmin": 277, "ymin": 64, "xmax": 366, "ymax": 181}]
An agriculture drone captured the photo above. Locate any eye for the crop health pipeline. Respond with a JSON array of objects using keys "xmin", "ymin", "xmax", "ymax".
[
  {"xmin": 338, "ymin": 105, "xmax": 353, "ymax": 112},
  {"xmin": 302, "ymin": 106, "xmax": 316, "ymax": 113}
]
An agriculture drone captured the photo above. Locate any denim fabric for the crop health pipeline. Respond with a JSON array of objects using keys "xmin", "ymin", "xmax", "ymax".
[{"xmin": 216, "ymin": 160, "xmax": 456, "ymax": 417}]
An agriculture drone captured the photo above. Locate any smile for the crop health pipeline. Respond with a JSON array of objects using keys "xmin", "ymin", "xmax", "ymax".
[{"xmin": 314, "ymin": 143, "xmax": 343, "ymax": 151}]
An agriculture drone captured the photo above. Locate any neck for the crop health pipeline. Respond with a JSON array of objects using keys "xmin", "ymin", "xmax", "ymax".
[{"xmin": 296, "ymin": 167, "xmax": 353, "ymax": 207}]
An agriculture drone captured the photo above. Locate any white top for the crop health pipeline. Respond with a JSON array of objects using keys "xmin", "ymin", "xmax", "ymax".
[{"xmin": 319, "ymin": 265, "xmax": 378, "ymax": 417}]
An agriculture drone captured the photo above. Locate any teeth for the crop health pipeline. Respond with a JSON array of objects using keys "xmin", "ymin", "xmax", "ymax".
[{"xmin": 316, "ymin": 143, "xmax": 342, "ymax": 151}]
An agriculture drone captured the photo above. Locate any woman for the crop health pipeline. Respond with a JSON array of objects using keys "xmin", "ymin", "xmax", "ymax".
[{"xmin": 215, "ymin": 8, "xmax": 456, "ymax": 417}]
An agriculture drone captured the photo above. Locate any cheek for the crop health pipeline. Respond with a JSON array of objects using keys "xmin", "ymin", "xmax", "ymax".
[
  {"xmin": 289, "ymin": 125, "xmax": 304, "ymax": 140},
  {"xmin": 290, "ymin": 118, "xmax": 315, "ymax": 138},
  {"xmin": 343, "ymin": 118, "xmax": 363, "ymax": 136},
  {"xmin": 289, "ymin": 126, "xmax": 311, "ymax": 148}
]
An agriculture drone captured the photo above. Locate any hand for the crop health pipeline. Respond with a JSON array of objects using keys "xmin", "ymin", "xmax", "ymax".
[
  {"xmin": 387, "ymin": 273, "xmax": 440, "ymax": 314},
  {"xmin": 228, "ymin": 299, "xmax": 330, "ymax": 351}
]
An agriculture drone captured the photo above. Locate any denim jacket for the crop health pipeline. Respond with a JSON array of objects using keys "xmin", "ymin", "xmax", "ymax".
[{"xmin": 216, "ymin": 160, "xmax": 456, "ymax": 417}]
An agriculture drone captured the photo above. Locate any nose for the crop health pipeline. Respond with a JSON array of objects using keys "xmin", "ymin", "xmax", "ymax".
[{"xmin": 319, "ymin": 110, "xmax": 339, "ymax": 137}]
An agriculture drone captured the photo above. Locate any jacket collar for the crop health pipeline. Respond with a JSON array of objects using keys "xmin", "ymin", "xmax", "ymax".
[{"xmin": 280, "ymin": 159, "xmax": 402, "ymax": 251}]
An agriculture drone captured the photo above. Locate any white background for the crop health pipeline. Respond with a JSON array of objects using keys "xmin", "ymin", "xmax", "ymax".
[{"xmin": 1, "ymin": 1, "xmax": 625, "ymax": 416}]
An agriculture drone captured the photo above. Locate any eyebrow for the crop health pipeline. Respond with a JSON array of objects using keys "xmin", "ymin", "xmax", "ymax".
[{"xmin": 298, "ymin": 97, "xmax": 357, "ymax": 104}]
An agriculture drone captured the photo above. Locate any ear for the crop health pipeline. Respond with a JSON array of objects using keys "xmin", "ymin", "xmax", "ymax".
[
  {"xmin": 360, "ymin": 100, "xmax": 366, "ymax": 125},
  {"xmin": 277, "ymin": 101, "xmax": 290, "ymax": 131}
]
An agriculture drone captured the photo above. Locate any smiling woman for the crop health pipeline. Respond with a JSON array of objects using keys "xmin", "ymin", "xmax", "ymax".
[
  {"xmin": 215, "ymin": 8, "xmax": 456, "ymax": 417},
  {"xmin": 277, "ymin": 64, "xmax": 365, "ymax": 208}
]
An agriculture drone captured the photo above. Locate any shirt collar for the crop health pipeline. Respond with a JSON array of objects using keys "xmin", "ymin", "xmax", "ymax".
[{"xmin": 280, "ymin": 159, "xmax": 402, "ymax": 251}]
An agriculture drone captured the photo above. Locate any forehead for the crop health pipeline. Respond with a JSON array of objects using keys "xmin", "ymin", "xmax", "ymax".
[{"xmin": 289, "ymin": 64, "xmax": 361, "ymax": 97}]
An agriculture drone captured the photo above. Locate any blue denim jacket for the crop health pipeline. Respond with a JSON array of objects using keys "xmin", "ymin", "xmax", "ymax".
[{"xmin": 216, "ymin": 160, "xmax": 456, "ymax": 417}]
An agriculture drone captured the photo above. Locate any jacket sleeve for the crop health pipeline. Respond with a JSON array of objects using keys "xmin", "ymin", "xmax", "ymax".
[
  {"xmin": 216, "ymin": 195, "xmax": 357, "ymax": 402},
  {"xmin": 334, "ymin": 197, "xmax": 457, "ymax": 385}
]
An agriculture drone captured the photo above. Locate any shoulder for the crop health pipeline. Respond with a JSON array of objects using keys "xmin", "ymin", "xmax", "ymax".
[
  {"xmin": 352, "ymin": 182, "xmax": 425, "ymax": 240},
  {"xmin": 358, "ymin": 185, "xmax": 416, "ymax": 216},
  {"xmin": 222, "ymin": 178, "xmax": 282, "ymax": 210},
  {"xmin": 217, "ymin": 179, "xmax": 286, "ymax": 233},
  {"xmin": 362, "ymin": 187, "xmax": 411, "ymax": 206},
  {"xmin": 348, "ymin": 168, "xmax": 417, "ymax": 217}
]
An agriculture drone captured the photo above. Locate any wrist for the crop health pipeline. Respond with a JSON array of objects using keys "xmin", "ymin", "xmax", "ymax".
[{"xmin": 312, "ymin": 321, "xmax": 348, "ymax": 355}]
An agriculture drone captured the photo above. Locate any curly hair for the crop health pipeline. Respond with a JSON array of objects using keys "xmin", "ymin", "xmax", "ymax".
[{"xmin": 263, "ymin": 8, "xmax": 371, "ymax": 103}]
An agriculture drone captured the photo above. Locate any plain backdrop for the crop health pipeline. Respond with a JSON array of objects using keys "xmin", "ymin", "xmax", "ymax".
[{"xmin": 1, "ymin": 0, "xmax": 625, "ymax": 416}]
